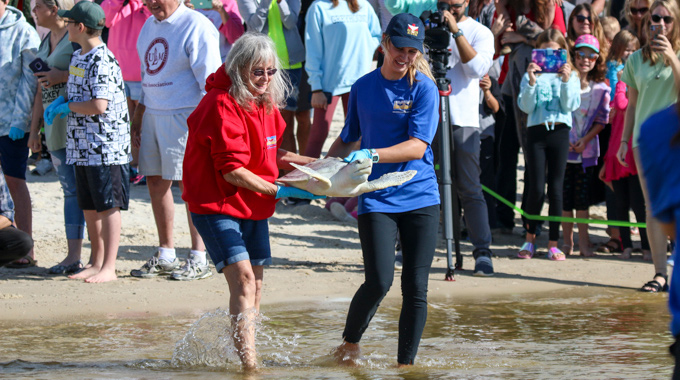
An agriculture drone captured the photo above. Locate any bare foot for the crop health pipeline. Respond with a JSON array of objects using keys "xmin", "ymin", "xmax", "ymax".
[
  {"xmin": 580, "ymin": 248, "xmax": 597, "ymax": 257},
  {"xmin": 69, "ymin": 266, "xmax": 100, "ymax": 280},
  {"xmin": 84, "ymin": 269, "xmax": 117, "ymax": 283},
  {"xmin": 616, "ymin": 248, "xmax": 633, "ymax": 260},
  {"xmin": 333, "ymin": 341, "xmax": 361, "ymax": 366},
  {"xmin": 562, "ymin": 244, "xmax": 573, "ymax": 256}
]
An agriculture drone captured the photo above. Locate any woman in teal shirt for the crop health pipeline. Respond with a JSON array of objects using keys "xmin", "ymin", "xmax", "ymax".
[{"xmin": 617, "ymin": 0, "xmax": 680, "ymax": 292}]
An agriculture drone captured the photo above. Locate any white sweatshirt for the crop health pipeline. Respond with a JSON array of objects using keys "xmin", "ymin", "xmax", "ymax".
[
  {"xmin": 445, "ymin": 17, "xmax": 494, "ymax": 128},
  {"xmin": 137, "ymin": 4, "xmax": 221, "ymax": 114}
]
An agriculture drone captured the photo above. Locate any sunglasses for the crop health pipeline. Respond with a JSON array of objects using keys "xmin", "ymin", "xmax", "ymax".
[
  {"xmin": 651, "ymin": 14, "xmax": 674, "ymax": 24},
  {"xmin": 449, "ymin": 1, "xmax": 466, "ymax": 8},
  {"xmin": 252, "ymin": 68, "xmax": 277, "ymax": 77},
  {"xmin": 630, "ymin": 7, "xmax": 648, "ymax": 15},
  {"xmin": 575, "ymin": 14, "xmax": 591, "ymax": 23},
  {"xmin": 64, "ymin": 20, "xmax": 80, "ymax": 25},
  {"xmin": 575, "ymin": 50, "xmax": 599, "ymax": 60}
]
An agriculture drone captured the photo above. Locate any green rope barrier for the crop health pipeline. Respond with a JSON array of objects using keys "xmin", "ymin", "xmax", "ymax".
[{"xmin": 481, "ymin": 184, "xmax": 647, "ymax": 228}]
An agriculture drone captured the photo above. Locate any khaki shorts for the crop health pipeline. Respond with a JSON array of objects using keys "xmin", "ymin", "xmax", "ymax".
[{"xmin": 138, "ymin": 110, "xmax": 193, "ymax": 181}]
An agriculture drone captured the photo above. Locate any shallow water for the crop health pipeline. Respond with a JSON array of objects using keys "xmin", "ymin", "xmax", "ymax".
[{"xmin": 0, "ymin": 287, "xmax": 674, "ymax": 379}]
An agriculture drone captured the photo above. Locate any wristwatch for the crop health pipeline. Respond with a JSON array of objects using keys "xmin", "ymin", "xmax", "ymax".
[
  {"xmin": 452, "ymin": 29, "xmax": 464, "ymax": 39},
  {"xmin": 369, "ymin": 148, "xmax": 379, "ymax": 163}
]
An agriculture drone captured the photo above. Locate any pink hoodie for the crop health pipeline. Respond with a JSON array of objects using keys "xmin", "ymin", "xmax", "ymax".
[{"xmin": 101, "ymin": 0, "xmax": 151, "ymax": 82}]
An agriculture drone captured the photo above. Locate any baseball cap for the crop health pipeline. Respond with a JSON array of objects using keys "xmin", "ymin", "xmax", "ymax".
[
  {"xmin": 58, "ymin": 1, "xmax": 105, "ymax": 30},
  {"xmin": 574, "ymin": 34, "xmax": 600, "ymax": 53},
  {"xmin": 385, "ymin": 13, "xmax": 426, "ymax": 53}
]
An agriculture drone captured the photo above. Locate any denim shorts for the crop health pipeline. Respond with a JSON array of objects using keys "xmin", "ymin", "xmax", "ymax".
[
  {"xmin": 190, "ymin": 212, "xmax": 272, "ymax": 273},
  {"xmin": 124, "ymin": 81, "xmax": 142, "ymax": 101},
  {"xmin": 284, "ymin": 68, "xmax": 302, "ymax": 111}
]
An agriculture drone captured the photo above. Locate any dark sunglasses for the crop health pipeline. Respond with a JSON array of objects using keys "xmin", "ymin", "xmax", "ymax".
[
  {"xmin": 449, "ymin": 1, "xmax": 466, "ymax": 8},
  {"xmin": 575, "ymin": 14, "xmax": 591, "ymax": 23},
  {"xmin": 630, "ymin": 7, "xmax": 648, "ymax": 15},
  {"xmin": 64, "ymin": 20, "xmax": 80, "ymax": 25},
  {"xmin": 252, "ymin": 68, "xmax": 277, "ymax": 77},
  {"xmin": 651, "ymin": 14, "xmax": 674, "ymax": 24},
  {"xmin": 576, "ymin": 50, "xmax": 599, "ymax": 60}
]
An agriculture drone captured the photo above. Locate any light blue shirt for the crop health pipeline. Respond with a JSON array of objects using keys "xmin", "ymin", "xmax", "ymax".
[{"xmin": 518, "ymin": 72, "xmax": 581, "ymax": 129}]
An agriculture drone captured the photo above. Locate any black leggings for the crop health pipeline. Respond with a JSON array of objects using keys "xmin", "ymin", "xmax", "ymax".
[
  {"xmin": 611, "ymin": 175, "xmax": 650, "ymax": 250},
  {"xmin": 524, "ymin": 124, "xmax": 570, "ymax": 241},
  {"xmin": 343, "ymin": 204, "xmax": 439, "ymax": 365}
]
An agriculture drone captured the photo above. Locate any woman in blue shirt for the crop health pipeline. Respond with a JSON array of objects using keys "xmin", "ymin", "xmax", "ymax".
[{"xmin": 326, "ymin": 13, "xmax": 440, "ymax": 366}]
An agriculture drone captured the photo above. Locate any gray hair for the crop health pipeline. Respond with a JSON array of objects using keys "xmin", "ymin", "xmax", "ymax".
[
  {"xmin": 225, "ymin": 32, "xmax": 291, "ymax": 113},
  {"xmin": 41, "ymin": 0, "xmax": 74, "ymax": 11}
]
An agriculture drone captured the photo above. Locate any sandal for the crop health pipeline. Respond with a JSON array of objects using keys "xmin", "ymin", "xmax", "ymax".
[
  {"xmin": 5, "ymin": 255, "xmax": 37, "ymax": 269},
  {"xmin": 596, "ymin": 238, "xmax": 623, "ymax": 253},
  {"xmin": 48, "ymin": 261, "xmax": 83, "ymax": 275},
  {"xmin": 547, "ymin": 247, "xmax": 566, "ymax": 261},
  {"xmin": 517, "ymin": 242, "xmax": 535, "ymax": 259},
  {"xmin": 640, "ymin": 273, "xmax": 669, "ymax": 293}
]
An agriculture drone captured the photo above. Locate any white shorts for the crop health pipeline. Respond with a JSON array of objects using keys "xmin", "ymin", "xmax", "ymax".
[{"xmin": 138, "ymin": 110, "xmax": 192, "ymax": 181}]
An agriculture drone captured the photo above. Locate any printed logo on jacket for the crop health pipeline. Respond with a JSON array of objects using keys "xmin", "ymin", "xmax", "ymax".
[
  {"xmin": 144, "ymin": 38, "xmax": 169, "ymax": 75},
  {"xmin": 266, "ymin": 136, "xmax": 277, "ymax": 149}
]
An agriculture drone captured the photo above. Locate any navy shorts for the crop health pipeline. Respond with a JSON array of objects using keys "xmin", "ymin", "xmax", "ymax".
[
  {"xmin": 284, "ymin": 68, "xmax": 302, "ymax": 111},
  {"xmin": 75, "ymin": 164, "xmax": 130, "ymax": 212},
  {"xmin": 0, "ymin": 135, "xmax": 29, "ymax": 179},
  {"xmin": 297, "ymin": 64, "xmax": 312, "ymax": 112},
  {"xmin": 190, "ymin": 212, "xmax": 272, "ymax": 273}
]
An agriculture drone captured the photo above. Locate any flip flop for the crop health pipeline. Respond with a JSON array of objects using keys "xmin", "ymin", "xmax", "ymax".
[
  {"xmin": 517, "ymin": 242, "xmax": 535, "ymax": 259},
  {"xmin": 5, "ymin": 255, "xmax": 37, "ymax": 268},
  {"xmin": 547, "ymin": 247, "xmax": 566, "ymax": 261}
]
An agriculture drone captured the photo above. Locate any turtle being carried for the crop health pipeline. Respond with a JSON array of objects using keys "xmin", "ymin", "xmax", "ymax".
[{"xmin": 277, "ymin": 157, "xmax": 417, "ymax": 198}]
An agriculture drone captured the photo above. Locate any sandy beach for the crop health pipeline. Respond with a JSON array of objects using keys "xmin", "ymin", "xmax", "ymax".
[{"xmin": 0, "ymin": 109, "xmax": 667, "ymax": 325}]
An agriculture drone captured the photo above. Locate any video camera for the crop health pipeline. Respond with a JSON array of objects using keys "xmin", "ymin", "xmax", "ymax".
[{"xmin": 421, "ymin": 2, "xmax": 451, "ymax": 78}]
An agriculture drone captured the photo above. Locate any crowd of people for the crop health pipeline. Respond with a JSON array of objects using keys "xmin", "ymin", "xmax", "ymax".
[{"xmin": 1, "ymin": 0, "xmax": 679, "ymax": 371}]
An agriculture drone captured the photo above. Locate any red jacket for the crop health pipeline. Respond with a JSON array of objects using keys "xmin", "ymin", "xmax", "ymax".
[{"xmin": 182, "ymin": 64, "xmax": 285, "ymax": 220}]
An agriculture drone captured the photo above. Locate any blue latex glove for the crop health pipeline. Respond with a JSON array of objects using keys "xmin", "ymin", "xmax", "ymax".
[
  {"xmin": 44, "ymin": 96, "xmax": 70, "ymax": 126},
  {"xmin": 275, "ymin": 185, "xmax": 325, "ymax": 200},
  {"xmin": 343, "ymin": 149, "xmax": 372, "ymax": 163},
  {"xmin": 8, "ymin": 127, "xmax": 25, "ymax": 141}
]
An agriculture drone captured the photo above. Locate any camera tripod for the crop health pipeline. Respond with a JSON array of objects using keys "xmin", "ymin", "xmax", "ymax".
[{"xmin": 434, "ymin": 75, "xmax": 463, "ymax": 281}]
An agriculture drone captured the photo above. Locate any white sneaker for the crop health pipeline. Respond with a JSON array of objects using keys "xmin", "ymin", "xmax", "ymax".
[{"xmin": 171, "ymin": 254, "xmax": 213, "ymax": 281}]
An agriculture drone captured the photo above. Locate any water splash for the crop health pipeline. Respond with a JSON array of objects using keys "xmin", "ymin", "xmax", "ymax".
[{"xmin": 171, "ymin": 308, "xmax": 300, "ymax": 369}]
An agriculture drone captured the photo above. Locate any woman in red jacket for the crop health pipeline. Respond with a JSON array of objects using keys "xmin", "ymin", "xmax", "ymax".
[{"xmin": 182, "ymin": 33, "xmax": 322, "ymax": 371}]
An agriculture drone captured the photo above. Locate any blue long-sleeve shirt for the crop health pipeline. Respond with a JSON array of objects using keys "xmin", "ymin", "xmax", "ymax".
[
  {"xmin": 517, "ymin": 72, "xmax": 581, "ymax": 129},
  {"xmin": 304, "ymin": 0, "xmax": 380, "ymax": 95}
]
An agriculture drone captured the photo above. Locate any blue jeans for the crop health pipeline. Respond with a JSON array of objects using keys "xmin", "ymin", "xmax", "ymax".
[
  {"xmin": 191, "ymin": 213, "xmax": 272, "ymax": 273},
  {"xmin": 50, "ymin": 149, "xmax": 86, "ymax": 240}
]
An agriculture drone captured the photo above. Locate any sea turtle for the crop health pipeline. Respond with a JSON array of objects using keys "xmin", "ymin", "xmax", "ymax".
[{"xmin": 277, "ymin": 157, "xmax": 417, "ymax": 197}]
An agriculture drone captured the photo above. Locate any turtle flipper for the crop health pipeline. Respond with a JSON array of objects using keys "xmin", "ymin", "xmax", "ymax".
[
  {"xmin": 290, "ymin": 163, "xmax": 333, "ymax": 190},
  {"xmin": 360, "ymin": 170, "xmax": 417, "ymax": 193}
]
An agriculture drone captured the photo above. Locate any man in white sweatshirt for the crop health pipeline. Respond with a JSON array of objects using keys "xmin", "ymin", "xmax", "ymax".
[
  {"xmin": 441, "ymin": 0, "xmax": 495, "ymax": 276},
  {"xmin": 131, "ymin": 0, "xmax": 221, "ymax": 280}
]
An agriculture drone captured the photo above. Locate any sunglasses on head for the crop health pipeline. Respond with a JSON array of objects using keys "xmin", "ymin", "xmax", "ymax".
[
  {"xmin": 576, "ymin": 50, "xmax": 599, "ymax": 60},
  {"xmin": 651, "ymin": 14, "xmax": 674, "ymax": 24},
  {"xmin": 252, "ymin": 68, "xmax": 277, "ymax": 77},
  {"xmin": 575, "ymin": 14, "xmax": 591, "ymax": 23},
  {"xmin": 630, "ymin": 7, "xmax": 648, "ymax": 15}
]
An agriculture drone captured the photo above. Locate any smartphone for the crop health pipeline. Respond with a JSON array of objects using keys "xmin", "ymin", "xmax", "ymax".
[
  {"xmin": 29, "ymin": 57, "xmax": 50, "ymax": 73},
  {"xmin": 531, "ymin": 48, "xmax": 567, "ymax": 74},
  {"xmin": 190, "ymin": 0, "xmax": 212, "ymax": 9},
  {"xmin": 650, "ymin": 24, "xmax": 663, "ymax": 40}
]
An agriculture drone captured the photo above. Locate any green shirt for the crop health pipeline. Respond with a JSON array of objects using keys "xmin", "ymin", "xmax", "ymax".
[
  {"xmin": 38, "ymin": 31, "xmax": 73, "ymax": 151},
  {"xmin": 621, "ymin": 49, "xmax": 679, "ymax": 148}
]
